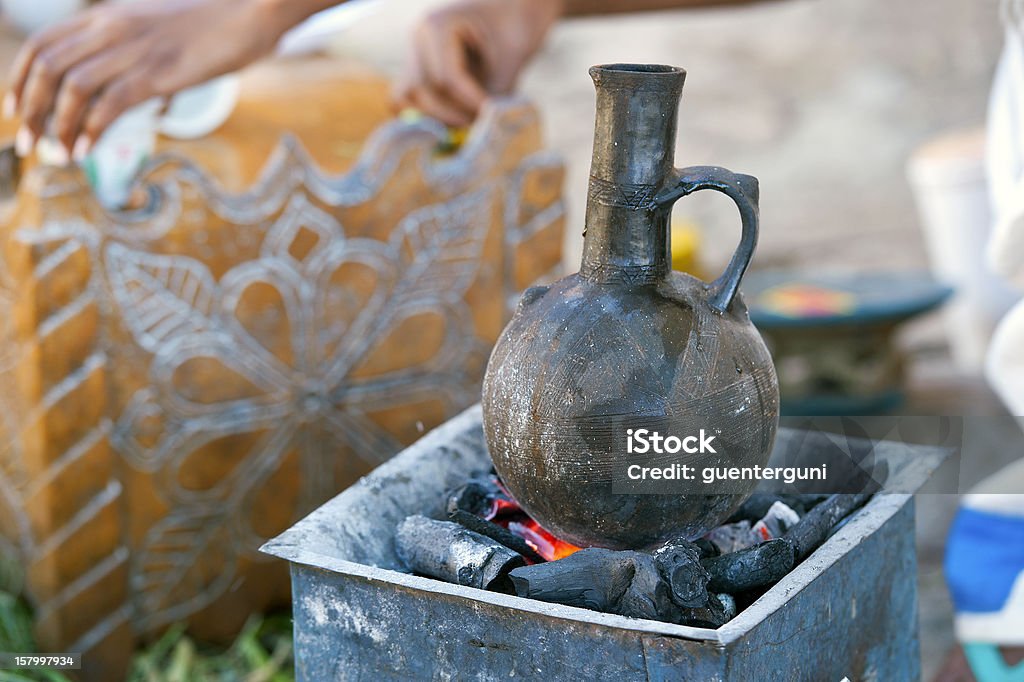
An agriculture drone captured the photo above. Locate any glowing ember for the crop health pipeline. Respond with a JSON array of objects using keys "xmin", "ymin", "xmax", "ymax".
[
  {"xmin": 506, "ymin": 520, "xmax": 580, "ymax": 561},
  {"xmin": 485, "ymin": 484, "xmax": 580, "ymax": 562}
]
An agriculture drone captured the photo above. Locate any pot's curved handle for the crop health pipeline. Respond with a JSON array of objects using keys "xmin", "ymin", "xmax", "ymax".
[{"xmin": 655, "ymin": 166, "xmax": 759, "ymax": 313}]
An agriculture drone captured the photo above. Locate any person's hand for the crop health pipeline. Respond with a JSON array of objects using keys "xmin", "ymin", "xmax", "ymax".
[
  {"xmin": 394, "ymin": 0, "xmax": 564, "ymax": 127},
  {"xmin": 4, "ymin": 0, "xmax": 300, "ymax": 162}
]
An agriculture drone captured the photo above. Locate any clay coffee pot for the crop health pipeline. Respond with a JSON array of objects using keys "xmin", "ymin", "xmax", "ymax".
[{"xmin": 482, "ymin": 64, "xmax": 780, "ymax": 549}]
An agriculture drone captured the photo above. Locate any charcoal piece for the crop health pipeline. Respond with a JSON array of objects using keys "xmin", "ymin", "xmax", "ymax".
[
  {"xmin": 509, "ymin": 548, "xmax": 633, "ymax": 611},
  {"xmin": 396, "ymin": 515, "xmax": 524, "ymax": 591},
  {"xmin": 705, "ymin": 520, "xmax": 755, "ymax": 554},
  {"xmin": 509, "ymin": 548, "xmax": 729, "ymax": 627},
  {"xmin": 693, "ymin": 538, "xmax": 721, "ymax": 559},
  {"xmin": 653, "ymin": 539, "xmax": 710, "ymax": 607},
  {"xmin": 445, "ymin": 476, "xmax": 506, "ymax": 517},
  {"xmin": 778, "ymin": 494, "xmax": 810, "ymax": 515},
  {"xmin": 675, "ymin": 593, "xmax": 732, "ymax": 629},
  {"xmin": 784, "ymin": 493, "xmax": 872, "ymax": 561},
  {"xmin": 447, "ymin": 509, "xmax": 545, "ymax": 564},
  {"xmin": 726, "ymin": 496, "xmax": 767, "ymax": 524},
  {"xmin": 798, "ymin": 493, "xmax": 832, "ymax": 509},
  {"xmin": 702, "ymin": 538, "xmax": 795, "ymax": 593},
  {"xmin": 750, "ymin": 501, "xmax": 801, "ymax": 541},
  {"xmin": 728, "ymin": 494, "xmax": 805, "ymax": 523},
  {"xmin": 717, "ymin": 593, "xmax": 737, "ymax": 621}
]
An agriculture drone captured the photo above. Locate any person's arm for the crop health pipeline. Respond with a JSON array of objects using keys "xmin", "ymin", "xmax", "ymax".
[
  {"xmin": 4, "ymin": 0, "xmax": 344, "ymax": 161},
  {"xmin": 394, "ymin": 0, "xmax": 772, "ymax": 127},
  {"xmin": 5, "ymin": 0, "xmax": 775, "ymax": 162}
]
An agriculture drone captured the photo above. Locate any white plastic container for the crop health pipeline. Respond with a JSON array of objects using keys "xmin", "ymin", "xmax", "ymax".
[{"xmin": 81, "ymin": 75, "xmax": 240, "ymax": 208}]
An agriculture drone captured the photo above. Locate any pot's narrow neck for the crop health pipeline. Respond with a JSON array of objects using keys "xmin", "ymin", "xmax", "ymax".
[{"xmin": 580, "ymin": 65, "xmax": 686, "ymax": 285}]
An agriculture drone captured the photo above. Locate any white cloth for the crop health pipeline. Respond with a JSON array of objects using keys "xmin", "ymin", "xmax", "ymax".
[{"xmin": 986, "ymin": 14, "xmax": 1024, "ymax": 419}]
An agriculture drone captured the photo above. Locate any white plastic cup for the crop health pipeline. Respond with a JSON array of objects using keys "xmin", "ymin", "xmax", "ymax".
[
  {"xmin": 81, "ymin": 75, "xmax": 240, "ymax": 209},
  {"xmin": 80, "ymin": 99, "xmax": 162, "ymax": 209}
]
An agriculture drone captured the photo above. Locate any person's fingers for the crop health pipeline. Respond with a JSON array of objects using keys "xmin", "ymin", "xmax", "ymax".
[
  {"xmin": 17, "ymin": 54, "xmax": 66, "ymax": 148},
  {"xmin": 6, "ymin": 16, "xmax": 87, "ymax": 117},
  {"xmin": 51, "ymin": 42, "xmax": 148, "ymax": 153},
  {"xmin": 18, "ymin": 30, "xmax": 130, "ymax": 147},
  {"xmin": 436, "ymin": 38, "xmax": 488, "ymax": 115},
  {"xmin": 475, "ymin": 24, "xmax": 530, "ymax": 94},
  {"xmin": 391, "ymin": 81, "xmax": 413, "ymax": 113},
  {"xmin": 486, "ymin": 60, "xmax": 522, "ymax": 95},
  {"xmin": 416, "ymin": 61, "xmax": 477, "ymax": 125},
  {"xmin": 408, "ymin": 85, "xmax": 473, "ymax": 127},
  {"xmin": 417, "ymin": 18, "xmax": 487, "ymax": 117},
  {"xmin": 391, "ymin": 53, "xmax": 424, "ymax": 113},
  {"xmin": 79, "ymin": 69, "xmax": 155, "ymax": 150}
]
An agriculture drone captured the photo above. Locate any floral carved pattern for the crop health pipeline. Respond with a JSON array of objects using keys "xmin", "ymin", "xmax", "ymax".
[
  {"xmin": 0, "ymin": 97, "xmax": 566, "ymax": 652},
  {"xmin": 110, "ymin": 187, "xmax": 494, "ymax": 628}
]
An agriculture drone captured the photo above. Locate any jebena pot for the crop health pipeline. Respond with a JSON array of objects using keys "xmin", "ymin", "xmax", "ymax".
[{"xmin": 482, "ymin": 64, "xmax": 780, "ymax": 549}]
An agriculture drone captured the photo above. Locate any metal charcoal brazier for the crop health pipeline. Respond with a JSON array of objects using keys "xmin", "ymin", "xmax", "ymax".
[{"xmin": 261, "ymin": 407, "xmax": 941, "ymax": 681}]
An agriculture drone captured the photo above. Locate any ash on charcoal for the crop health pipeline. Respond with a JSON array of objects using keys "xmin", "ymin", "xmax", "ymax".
[
  {"xmin": 653, "ymin": 539, "xmax": 709, "ymax": 607},
  {"xmin": 785, "ymin": 493, "xmax": 873, "ymax": 561},
  {"xmin": 396, "ymin": 515, "xmax": 524, "ymax": 591},
  {"xmin": 448, "ymin": 508, "xmax": 545, "ymax": 564},
  {"xmin": 704, "ymin": 520, "xmax": 755, "ymax": 554},
  {"xmin": 445, "ymin": 475, "xmax": 508, "ymax": 517},
  {"xmin": 707, "ymin": 499, "xmax": 802, "ymax": 553},
  {"xmin": 728, "ymin": 493, "xmax": 809, "ymax": 522},
  {"xmin": 750, "ymin": 501, "xmax": 801, "ymax": 543}
]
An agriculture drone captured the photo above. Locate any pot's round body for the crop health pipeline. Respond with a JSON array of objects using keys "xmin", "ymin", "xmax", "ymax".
[
  {"xmin": 483, "ymin": 272, "xmax": 778, "ymax": 549},
  {"xmin": 482, "ymin": 63, "xmax": 780, "ymax": 549}
]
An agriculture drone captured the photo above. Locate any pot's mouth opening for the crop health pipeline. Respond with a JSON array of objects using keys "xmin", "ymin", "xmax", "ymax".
[{"xmin": 596, "ymin": 63, "xmax": 686, "ymax": 76}]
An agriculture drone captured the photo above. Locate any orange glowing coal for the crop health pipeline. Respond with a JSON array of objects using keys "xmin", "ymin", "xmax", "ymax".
[{"xmin": 487, "ymin": 491, "xmax": 580, "ymax": 563}]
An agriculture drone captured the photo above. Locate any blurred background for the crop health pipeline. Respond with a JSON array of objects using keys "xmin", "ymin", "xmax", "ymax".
[
  {"xmin": 337, "ymin": 0, "xmax": 1018, "ymax": 387},
  {"xmin": 337, "ymin": 0, "xmax": 997, "ymax": 268}
]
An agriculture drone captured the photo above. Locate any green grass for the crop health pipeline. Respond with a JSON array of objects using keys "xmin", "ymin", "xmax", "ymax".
[
  {"xmin": 0, "ymin": 589, "xmax": 72, "ymax": 682},
  {"xmin": 127, "ymin": 615, "xmax": 294, "ymax": 682},
  {"xmin": 0, "ymin": 580, "xmax": 294, "ymax": 682}
]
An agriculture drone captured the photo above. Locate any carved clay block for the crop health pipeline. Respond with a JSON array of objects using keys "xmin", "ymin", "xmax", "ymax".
[{"xmin": 0, "ymin": 65, "xmax": 564, "ymax": 680}]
